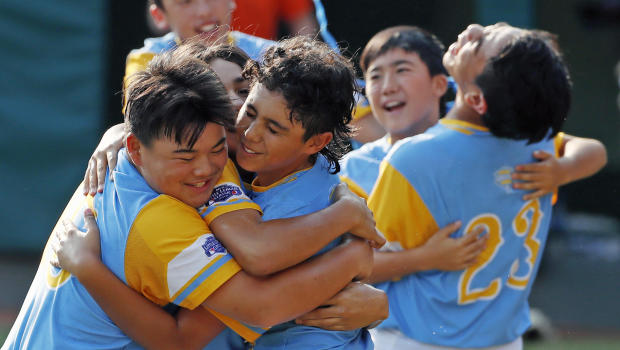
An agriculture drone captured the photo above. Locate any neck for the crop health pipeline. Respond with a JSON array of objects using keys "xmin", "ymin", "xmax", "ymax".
[
  {"xmin": 254, "ymin": 158, "xmax": 314, "ymax": 187},
  {"xmin": 444, "ymin": 92, "xmax": 485, "ymax": 126},
  {"xmin": 388, "ymin": 108, "xmax": 440, "ymax": 144}
]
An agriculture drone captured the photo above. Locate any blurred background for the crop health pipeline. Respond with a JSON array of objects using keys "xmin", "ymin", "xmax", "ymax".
[{"xmin": 1, "ymin": 0, "xmax": 618, "ymax": 348}]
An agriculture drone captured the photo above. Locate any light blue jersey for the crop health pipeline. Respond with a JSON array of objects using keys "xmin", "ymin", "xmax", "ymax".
[
  {"xmin": 340, "ymin": 135, "xmax": 391, "ymax": 200},
  {"xmin": 252, "ymin": 155, "xmax": 372, "ymax": 350},
  {"xmin": 213, "ymin": 155, "xmax": 373, "ymax": 350},
  {"xmin": 368, "ymin": 119, "xmax": 558, "ymax": 348},
  {"xmin": 3, "ymin": 150, "xmax": 260, "ymax": 349}
]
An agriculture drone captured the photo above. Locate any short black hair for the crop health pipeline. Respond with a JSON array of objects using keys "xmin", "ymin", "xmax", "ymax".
[
  {"xmin": 360, "ymin": 25, "xmax": 446, "ymax": 76},
  {"xmin": 243, "ymin": 37, "xmax": 356, "ymax": 173},
  {"xmin": 360, "ymin": 26, "xmax": 449, "ymax": 115},
  {"xmin": 124, "ymin": 42, "xmax": 234, "ymax": 149},
  {"xmin": 476, "ymin": 33, "xmax": 571, "ymax": 143}
]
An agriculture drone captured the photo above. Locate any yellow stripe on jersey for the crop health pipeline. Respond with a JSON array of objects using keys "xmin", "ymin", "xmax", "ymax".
[
  {"xmin": 551, "ymin": 132, "xmax": 565, "ymax": 205},
  {"xmin": 553, "ymin": 132, "xmax": 565, "ymax": 158},
  {"xmin": 368, "ymin": 162, "xmax": 439, "ymax": 249},
  {"xmin": 207, "ymin": 308, "xmax": 267, "ymax": 343},
  {"xmin": 125, "ymin": 195, "xmax": 241, "ymax": 308},
  {"xmin": 440, "ymin": 119, "xmax": 490, "ymax": 132},
  {"xmin": 201, "ymin": 159, "xmax": 261, "ymax": 224},
  {"xmin": 339, "ymin": 176, "xmax": 369, "ymax": 201}
]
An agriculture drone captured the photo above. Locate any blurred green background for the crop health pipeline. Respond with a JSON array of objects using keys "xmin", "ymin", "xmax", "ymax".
[{"xmin": 1, "ymin": 0, "xmax": 618, "ymax": 347}]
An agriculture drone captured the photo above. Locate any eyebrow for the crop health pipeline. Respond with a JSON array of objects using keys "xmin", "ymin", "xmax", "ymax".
[
  {"xmin": 246, "ymin": 103, "xmax": 289, "ymax": 131},
  {"xmin": 369, "ymin": 59, "xmax": 416, "ymax": 73},
  {"xmin": 233, "ymin": 76, "xmax": 246, "ymax": 84},
  {"xmin": 173, "ymin": 137, "xmax": 226, "ymax": 153}
]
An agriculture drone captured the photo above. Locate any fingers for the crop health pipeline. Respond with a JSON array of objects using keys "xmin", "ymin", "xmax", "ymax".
[
  {"xmin": 96, "ymin": 156, "xmax": 107, "ymax": 193},
  {"xmin": 83, "ymin": 208, "xmax": 97, "ymax": 231},
  {"xmin": 296, "ymin": 306, "xmax": 342, "ymax": 322},
  {"xmin": 437, "ymin": 221, "xmax": 462, "ymax": 238},
  {"xmin": 512, "ymin": 170, "xmax": 543, "ymax": 182},
  {"xmin": 83, "ymin": 158, "xmax": 96, "ymax": 196},
  {"xmin": 532, "ymin": 150, "xmax": 552, "ymax": 160},
  {"xmin": 295, "ymin": 317, "xmax": 346, "ymax": 331},
  {"xmin": 369, "ymin": 229, "xmax": 386, "ymax": 249},
  {"xmin": 461, "ymin": 225, "xmax": 484, "ymax": 245},
  {"xmin": 522, "ymin": 190, "xmax": 546, "ymax": 201},
  {"xmin": 49, "ymin": 231, "xmax": 61, "ymax": 268},
  {"xmin": 107, "ymin": 150, "xmax": 117, "ymax": 182}
]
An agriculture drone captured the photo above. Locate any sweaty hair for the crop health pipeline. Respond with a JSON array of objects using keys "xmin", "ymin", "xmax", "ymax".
[
  {"xmin": 243, "ymin": 37, "xmax": 356, "ymax": 173},
  {"xmin": 476, "ymin": 33, "xmax": 571, "ymax": 143},
  {"xmin": 360, "ymin": 25, "xmax": 450, "ymax": 115},
  {"xmin": 124, "ymin": 42, "xmax": 234, "ymax": 149}
]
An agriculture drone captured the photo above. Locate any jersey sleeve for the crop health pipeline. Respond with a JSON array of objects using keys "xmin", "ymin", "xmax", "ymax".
[
  {"xmin": 122, "ymin": 51, "xmax": 155, "ymax": 112},
  {"xmin": 367, "ymin": 160, "xmax": 439, "ymax": 249},
  {"xmin": 198, "ymin": 159, "xmax": 262, "ymax": 224},
  {"xmin": 125, "ymin": 195, "xmax": 241, "ymax": 310},
  {"xmin": 339, "ymin": 175, "xmax": 369, "ymax": 201},
  {"xmin": 352, "ymin": 91, "xmax": 372, "ymax": 120}
]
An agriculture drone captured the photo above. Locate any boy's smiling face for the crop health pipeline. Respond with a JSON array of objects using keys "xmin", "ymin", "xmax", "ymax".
[
  {"xmin": 365, "ymin": 48, "xmax": 446, "ymax": 141},
  {"xmin": 153, "ymin": 0, "xmax": 234, "ymax": 43},
  {"xmin": 235, "ymin": 83, "xmax": 326, "ymax": 186},
  {"xmin": 128, "ymin": 122, "xmax": 228, "ymax": 208}
]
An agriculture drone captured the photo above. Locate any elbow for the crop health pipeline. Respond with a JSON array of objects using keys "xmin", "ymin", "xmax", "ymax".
[{"xmin": 234, "ymin": 251, "xmax": 280, "ymax": 277}]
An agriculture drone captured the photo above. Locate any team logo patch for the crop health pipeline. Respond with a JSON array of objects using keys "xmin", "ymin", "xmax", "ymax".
[
  {"xmin": 208, "ymin": 183, "xmax": 244, "ymax": 206},
  {"xmin": 494, "ymin": 166, "xmax": 514, "ymax": 194},
  {"xmin": 201, "ymin": 235, "xmax": 227, "ymax": 257}
]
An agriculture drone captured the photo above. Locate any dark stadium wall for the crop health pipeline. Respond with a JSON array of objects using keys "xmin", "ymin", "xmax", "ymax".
[{"xmin": 0, "ymin": 0, "xmax": 106, "ymax": 252}]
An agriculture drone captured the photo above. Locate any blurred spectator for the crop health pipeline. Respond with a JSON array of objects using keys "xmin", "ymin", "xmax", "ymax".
[{"xmin": 231, "ymin": 0, "xmax": 318, "ymax": 40}]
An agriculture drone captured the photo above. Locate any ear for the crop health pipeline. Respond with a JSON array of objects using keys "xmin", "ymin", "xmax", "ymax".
[
  {"xmin": 431, "ymin": 74, "xmax": 448, "ymax": 98},
  {"xmin": 464, "ymin": 90, "xmax": 487, "ymax": 115},
  {"xmin": 126, "ymin": 133, "xmax": 144, "ymax": 167},
  {"xmin": 149, "ymin": 3, "xmax": 170, "ymax": 31},
  {"xmin": 304, "ymin": 132, "xmax": 333, "ymax": 155}
]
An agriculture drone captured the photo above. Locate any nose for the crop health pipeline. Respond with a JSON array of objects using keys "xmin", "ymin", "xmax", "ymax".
[
  {"xmin": 193, "ymin": 155, "xmax": 215, "ymax": 177},
  {"xmin": 381, "ymin": 72, "xmax": 399, "ymax": 95},
  {"xmin": 242, "ymin": 118, "xmax": 261, "ymax": 143}
]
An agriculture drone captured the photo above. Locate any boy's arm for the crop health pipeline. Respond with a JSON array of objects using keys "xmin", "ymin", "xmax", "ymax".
[
  {"xmin": 512, "ymin": 133, "xmax": 607, "ymax": 200},
  {"xmin": 202, "ymin": 237, "xmax": 372, "ymax": 328},
  {"xmin": 210, "ymin": 183, "xmax": 384, "ymax": 276},
  {"xmin": 366, "ymin": 223, "xmax": 486, "ymax": 284},
  {"xmin": 54, "ymin": 209, "xmax": 372, "ymax": 341}
]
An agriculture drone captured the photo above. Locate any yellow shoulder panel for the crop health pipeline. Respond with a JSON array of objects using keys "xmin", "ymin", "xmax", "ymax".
[{"xmin": 368, "ymin": 162, "xmax": 439, "ymax": 249}]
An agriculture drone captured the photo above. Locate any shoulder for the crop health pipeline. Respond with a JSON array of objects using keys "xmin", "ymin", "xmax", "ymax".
[
  {"xmin": 128, "ymin": 32, "xmax": 177, "ymax": 57},
  {"xmin": 342, "ymin": 137, "xmax": 390, "ymax": 166},
  {"xmin": 134, "ymin": 195, "xmax": 205, "ymax": 235}
]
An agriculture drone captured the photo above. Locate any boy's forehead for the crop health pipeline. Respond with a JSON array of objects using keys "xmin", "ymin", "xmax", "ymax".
[
  {"xmin": 480, "ymin": 24, "xmax": 526, "ymax": 59},
  {"xmin": 367, "ymin": 48, "xmax": 423, "ymax": 71}
]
